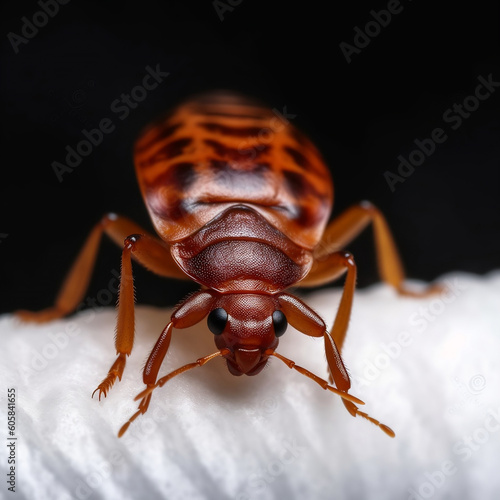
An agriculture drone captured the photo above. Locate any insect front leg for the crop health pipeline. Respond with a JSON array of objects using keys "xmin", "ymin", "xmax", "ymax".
[
  {"xmin": 135, "ymin": 290, "xmax": 217, "ymax": 405},
  {"xmin": 116, "ymin": 321, "xmax": 173, "ymax": 437},
  {"xmin": 278, "ymin": 254, "xmax": 395, "ymax": 437},
  {"xmin": 279, "ymin": 257, "xmax": 354, "ymax": 390},
  {"xmin": 118, "ymin": 291, "xmax": 219, "ymax": 437}
]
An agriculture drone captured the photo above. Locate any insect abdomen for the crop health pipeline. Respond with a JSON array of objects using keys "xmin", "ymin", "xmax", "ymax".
[{"xmin": 134, "ymin": 91, "xmax": 333, "ymax": 249}]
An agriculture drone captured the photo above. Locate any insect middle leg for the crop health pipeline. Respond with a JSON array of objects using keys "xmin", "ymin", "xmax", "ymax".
[
  {"xmin": 297, "ymin": 250, "xmax": 357, "ymax": 352},
  {"xmin": 305, "ymin": 201, "xmax": 441, "ymax": 296},
  {"xmin": 115, "ymin": 321, "xmax": 174, "ymax": 436},
  {"xmin": 16, "ymin": 213, "xmax": 188, "ymax": 397}
]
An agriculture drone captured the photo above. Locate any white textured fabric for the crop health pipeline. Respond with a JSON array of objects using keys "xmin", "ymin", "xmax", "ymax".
[{"xmin": 1, "ymin": 271, "xmax": 499, "ymax": 500}]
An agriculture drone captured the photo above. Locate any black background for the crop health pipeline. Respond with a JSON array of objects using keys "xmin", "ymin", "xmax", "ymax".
[{"xmin": 1, "ymin": 0, "xmax": 499, "ymax": 314}]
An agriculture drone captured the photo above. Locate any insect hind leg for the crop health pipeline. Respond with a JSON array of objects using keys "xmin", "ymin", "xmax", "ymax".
[
  {"xmin": 16, "ymin": 213, "xmax": 187, "ymax": 323},
  {"xmin": 300, "ymin": 201, "xmax": 442, "ymax": 296}
]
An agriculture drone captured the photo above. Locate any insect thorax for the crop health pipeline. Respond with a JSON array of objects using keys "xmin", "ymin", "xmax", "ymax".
[{"xmin": 170, "ymin": 205, "xmax": 313, "ymax": 293}]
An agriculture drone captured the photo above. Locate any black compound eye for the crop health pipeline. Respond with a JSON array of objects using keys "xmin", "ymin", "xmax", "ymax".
[
  {"xmin": 207, "ymin": 308, "xmax": 228, "ymax": 335},
  {"xmin": 272, "ymin": 310, "xmax": 288, "ymax": 337}
]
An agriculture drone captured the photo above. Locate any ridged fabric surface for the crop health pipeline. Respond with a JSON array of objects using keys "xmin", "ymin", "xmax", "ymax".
[{"xmin": 1, "ymin": 271, "xmax": 499, "ymax": 500}]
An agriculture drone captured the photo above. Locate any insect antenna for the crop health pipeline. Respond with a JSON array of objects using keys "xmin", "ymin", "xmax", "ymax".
[
  {"xmin": 266, "ymin": 350, "xmax": 364, "ymax": 405},
  {"xmin": 341, "ymin": 400, "xmax": 395, "ymax": 438},
  {"xmin": 118, "ymin": 348, "xmax": 230, "ymax": 437},
  {"xmin": 266, "ymin": 349, "xmax": 395, "ymax": 437}
]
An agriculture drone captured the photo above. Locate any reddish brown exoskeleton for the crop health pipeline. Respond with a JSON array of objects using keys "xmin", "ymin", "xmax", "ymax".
[{"xmin": 17, "ymin": 91, "xmax": 439, "ymax": 438}]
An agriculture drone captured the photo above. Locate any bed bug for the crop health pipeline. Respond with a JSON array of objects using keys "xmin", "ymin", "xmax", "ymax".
[{"xmin": 17, "ymin": 90, "xmax": 439, "ymax": 438}]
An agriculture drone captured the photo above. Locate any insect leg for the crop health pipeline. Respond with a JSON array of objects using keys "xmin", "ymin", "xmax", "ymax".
[
  {"xmin": 266, "ymin": 350, "xmax": 364, "ymax": 405},
  {"xmin": 117, "ymin": 291, "xmax": 217, "ymax": 435},
  {"xmin": 279, "ymin": 257, "xmax": 395, "ymax": 437},
  {"xmin": 293, "ymin": 251, "xmax": 357, "ymax": 353},
  {"xmin": 265, "ymin": 343, "xmax": 395, "ymax": 437},
  {"xmin": 114, "ymin": 322, "xmax": 173, "ymax": 437},
  {"xmin": 16, "ymin": 213, "xmax": 187, "ymax": 323},
  {"xmin": 302, "ymin": 201, "xmax": 441, "ymax": 296},
  {"xmin": 267, "ymin": 349, "xmax": 394, "ymax": 436},
  {"xmin": 93, "ymin": 229, "xmax": 191, "ymax": 399},
  {"xmin": 118, "ymin": 349, "xmax": 229, "ymax": 437}
]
